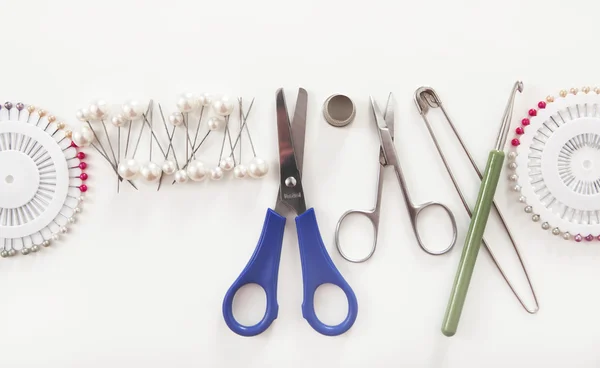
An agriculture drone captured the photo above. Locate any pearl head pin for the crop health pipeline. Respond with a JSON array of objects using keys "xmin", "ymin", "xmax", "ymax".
[
  {"xmin": 187, "ymin": 160, "xmax": 208, "ymax": 181},
  {"xmin": 176, "ymin": 92, "xmax": 200, "ymax": 113},
  {"xmin": 174, "ymin": 169, "xmax": 189, "ymax": 183},
  {"xmin": 169, "ymin": 112, "xmax": 184, "ymax": 126},
  {"xmin": 122, "ymin": 100, "xmax": 145, "ymax": 121},
  {"xmin": 118, "ymin": 158, "xmax": 140, "ymax": 180},
  {"xmin": 111, "ymin": 113, "xmax": 129, "ymax": 127},
  {"xmin": 162, "ymin": 160, "xmax": 177, "ymax": 175},
  {"xmin": 219, "ymin": 156, "xmax": 235, "ymax": 171},
  {"xmin": 198, "ymin": 93, "xmax": 212, "ymax": 107},
  {"xmin": 210, "ymin": 167, "xmax": 224, "ymax": 180},
  {"xmin": 207, "ymin": 116, "xmax": 224, "ymax": 131},
  {"xmin": 212, "ymin": 95, "xmax": 235, "ymax": 116},
  {"xmin": 139, "ymin": 162, "xmax": 162, "ymax": 182},
  {"xmin": 88, "ymin": 99, "xmax": 111, "ymax": 120},
  {"xmin": 248, "ymin": 157, "xmax": 269, "ymax": 178}
]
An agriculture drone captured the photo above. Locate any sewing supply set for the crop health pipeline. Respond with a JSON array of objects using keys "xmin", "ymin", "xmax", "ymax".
[
  {"xmin": 70, "ymin": 94, "xmax": 268, "ymax": 192},
  {"xmin": 3, "ymin": 82, "xmax": 599, "ymax": 339},
  {"xmin": 221, "ymin": 83, "xmax": 536, "ymax": 338}
]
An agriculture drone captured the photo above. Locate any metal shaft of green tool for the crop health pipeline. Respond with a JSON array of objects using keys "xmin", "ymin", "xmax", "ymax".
[{"xmin": 441, "ymin": 150, "xmax": 505, "ymax": 337}]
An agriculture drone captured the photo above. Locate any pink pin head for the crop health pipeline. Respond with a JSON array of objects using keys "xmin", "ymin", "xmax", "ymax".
[
  {"xmin": 516, "ymin": 127, "xmax": 524, "ymax": 135},
  {"xmin": 79, "ymin": 162, "xmax": 87, "ymax": 170},
  {"xmin": 511, "ymin": 138, "xmax": 520, "ymax": 147},
  {"xmin": 521, "ymin": 118, "xmax": 530, "ymax": 126},
  {"xmin": 79, "ymin": 185, "xmax": 88, "ymax": 193},
  {"xmin": 80, "ymin": 173, "xmax": 88, "ymax": 181},
  {"xmin": 538, "ymin": 101, "xmax": 547, "ymax": 109},
  {"xmin": 528, "ymin": 109, "xmax": 537, "ymax": 117},
  {"xmin": 76, "ymin": 152, "xmax": 86, "ymax": 159}
]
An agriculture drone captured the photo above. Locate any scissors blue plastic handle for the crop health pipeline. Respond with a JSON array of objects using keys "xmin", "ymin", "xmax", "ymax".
[{"xmin": 222, "ymin": 88, "xmax": 358, "ymax": 337}]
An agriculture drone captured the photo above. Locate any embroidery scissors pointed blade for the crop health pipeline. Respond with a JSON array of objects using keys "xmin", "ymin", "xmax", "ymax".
[{"xmin": 371, "ymin": 96, "xmax": 398, "ymax": 168}]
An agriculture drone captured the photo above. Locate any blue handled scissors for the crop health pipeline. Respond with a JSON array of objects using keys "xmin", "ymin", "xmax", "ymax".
[{"xmin": 222, "ymin": 87, "xmax": 358, "ymax": 337}]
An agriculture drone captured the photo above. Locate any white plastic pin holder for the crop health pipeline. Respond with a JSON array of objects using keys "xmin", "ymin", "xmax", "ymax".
[
  {"xmin": 508, "ymin": 87, "xmax": 600, "ymax": 242},
  {"xmin": 0, "ymin": 102, "xmax": 87, "ymax": 256}
]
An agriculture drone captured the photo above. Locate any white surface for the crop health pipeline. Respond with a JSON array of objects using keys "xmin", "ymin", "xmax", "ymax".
[{"xmin": 1, "ymin": 0, "xmax": 600, "ymax": 366}]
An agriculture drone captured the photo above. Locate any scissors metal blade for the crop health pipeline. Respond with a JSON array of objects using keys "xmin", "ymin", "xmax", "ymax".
[
  {"xmin": 371, "ymin": 96, "xmax": 398, "ymax": 169},
  {"xmin": 378, "ymin": 93, "xmax": 395, "ymax": 166},
  {"xmin": 384, "ymin": 93, "xmax": 394, "ymax": 141},
  {"xmin": 291, "ymin": 88, "xmax": 308, "ymax": 177},
  {"xmin": 276, "ymin": 88, "xmax": 307, "ymax": 215}
]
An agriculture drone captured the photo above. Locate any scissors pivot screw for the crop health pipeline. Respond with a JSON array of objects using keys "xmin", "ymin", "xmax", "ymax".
[{"xmin": 285, "ymin": 176, "xmax": 297, "ymax": 187}]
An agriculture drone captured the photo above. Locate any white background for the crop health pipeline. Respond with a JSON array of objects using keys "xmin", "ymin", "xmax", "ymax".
[{"xmin": 1, "ymin": 0, "xmax": 600, "ymax": 366}]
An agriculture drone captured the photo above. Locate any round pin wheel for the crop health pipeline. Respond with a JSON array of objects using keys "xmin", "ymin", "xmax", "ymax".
[
  {"xmin": 507, "ymin": 87, "xmax": 600, "ymax": 242},
  {"xmin": 0, "ymin": 102, "xmax": 88, "ymax": 256}
]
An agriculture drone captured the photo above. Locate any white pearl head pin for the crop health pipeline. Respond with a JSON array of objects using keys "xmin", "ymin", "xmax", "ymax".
[
  {"xmin": 81, "ymin": 125, "xmax": 95, "ymax": 140},
  {"xmin": 197, "ymin": 93, "xmax": 212, "ymax": 107},
  {"xmin": 162, "ymin": 160, "xmax": 177, "ymax": 175},
  {"xmin": 111, "ymin": 113, "xmax": 129, "ymax": 127},
  {"xmin": 248, "ymin": 157, "xmax": 269, "ymax": 178},
  {"xmin": 118, "ymin": 158, "xmax": 140, "ymax": 180},
  {"xmin": 176, "ymin": 92, "xmax": 199, "ymax": 113},
  {"xmin": 210, "ymin": 167, "xmax": 224, "ymax": 180},
  {"xmin": 72, "ymin": 131, "xmax": 90, "ymax": 147},
  {"xmin": 174, "ymin": 169, "xmax": 189, "ymax": 183},
  {"xmin": 169, "ymin": 112, "xmax": 184, "ymax": 126},
  {"xmin": 207, "ymin": 116, "xmax": 224, "ymax": 131},
  {"xmin": 122, "ymin": 100, "xmax": 145, "ymax": 121},
  {"xmin": 88, "ymin": 99, "xmax": 111, "ymax": 120},
  {"xmin": 72, "ymin": 126, "xmax": 95, "ymax": 147},
  {"xmin": 219, "ymin": 156, "xmax": 235, "ymax": 171},
  {"xmin": 187, "ymin": 160, "xmax": 208, "ymax": 181},
  {"xmin": 76, "ymin": 107, "xmax": 93, "ymax": 122},
  {"xmin": 212, "ymin": 95, "xmax": 235, "ymax": 116},
  {"xmin": 233, "ymin": 164, "xmax": 247, "ymax": 179},
  {"xmin": 140, "ymin": 162, "xmax": 162, "ymax": 182}
]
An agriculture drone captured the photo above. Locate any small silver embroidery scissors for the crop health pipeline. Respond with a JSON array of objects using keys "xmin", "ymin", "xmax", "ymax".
[{"xmin": 334, "ymin": 93, "xmax": 458, "ymax": 263}]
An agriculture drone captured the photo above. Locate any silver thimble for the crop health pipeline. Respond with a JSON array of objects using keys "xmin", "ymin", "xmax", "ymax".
[{"xmin": 323, "ymin": 94, "xmax": 356, "ymax": 127}]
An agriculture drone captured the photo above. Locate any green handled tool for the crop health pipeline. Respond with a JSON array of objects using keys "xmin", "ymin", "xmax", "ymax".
[{"xmin": 441, "ymin": 81, "xmax": 523, "ymax": 337}]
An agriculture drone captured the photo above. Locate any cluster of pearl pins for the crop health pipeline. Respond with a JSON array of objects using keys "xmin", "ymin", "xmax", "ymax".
[
  {"xmin": 167, "ymin": 92, "xmax": 268, "ymax": 184},
  {"xmin": 70, "ymin": 93, "xmax": 268, "ymax": 191}
]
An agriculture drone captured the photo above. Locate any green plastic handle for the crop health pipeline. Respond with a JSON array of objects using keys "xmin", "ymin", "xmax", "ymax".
[{"xmin": 441, "ymin": 150, "xmax": 505, "ymax": 337}]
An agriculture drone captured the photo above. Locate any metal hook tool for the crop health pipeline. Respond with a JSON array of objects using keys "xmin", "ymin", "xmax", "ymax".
[{"xmin": 414, "ymin": 86, "xmax": 539, "ymax": 318}]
